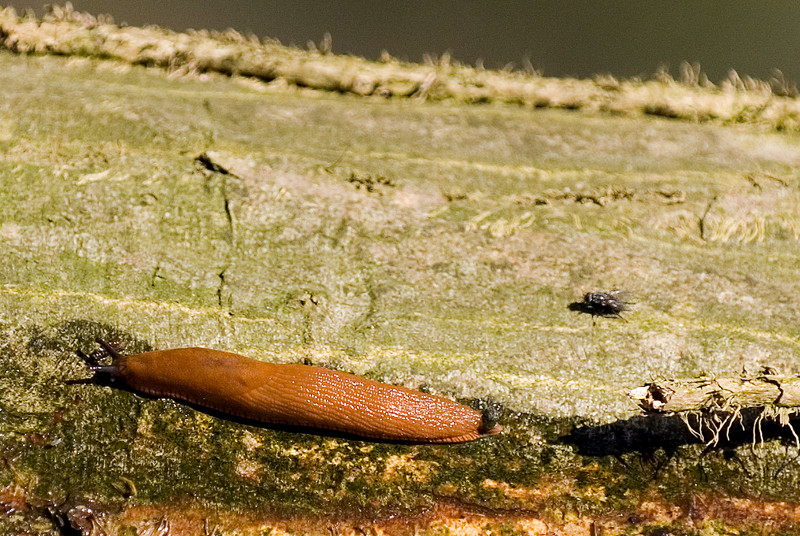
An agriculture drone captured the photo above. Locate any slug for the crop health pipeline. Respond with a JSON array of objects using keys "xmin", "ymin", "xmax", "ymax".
[{"xmin": 80, "ymin": 340, "xmax": 502, "ymax": 443}]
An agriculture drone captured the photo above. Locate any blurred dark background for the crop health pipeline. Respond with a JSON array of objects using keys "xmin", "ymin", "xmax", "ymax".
[{"xmin": 6, "ymin": 1, "xmax": 800, "ymax": 83}]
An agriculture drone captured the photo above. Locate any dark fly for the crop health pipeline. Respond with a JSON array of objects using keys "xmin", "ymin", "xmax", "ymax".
[{"xmin": 568, "ymin": 290, "xmax": 630, "ymax": 323}]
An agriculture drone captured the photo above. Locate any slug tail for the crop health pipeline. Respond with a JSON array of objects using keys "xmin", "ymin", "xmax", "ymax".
[
  {"xmin": 481, "ymin": 423, "xmax": 503, "ymax": 436},
  {"xmin": 430, "ymin": 424, "xmax": 503, "ymax": 443},
  {"xmin": 478, "ymin": 401, "xmax": 504, "ymax": 435}
]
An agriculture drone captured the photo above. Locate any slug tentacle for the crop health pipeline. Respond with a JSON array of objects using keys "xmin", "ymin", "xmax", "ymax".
[
  {"xmin": 77, "ymin": 339, "xmax": 128, "ymax": 381},
  {"xmin": 95, "ymin": 338, "xmax": 123, "ymax": 360},
  {"xmin": 77, "ymin": 342, "xmax": 502, "ymax": 443}
]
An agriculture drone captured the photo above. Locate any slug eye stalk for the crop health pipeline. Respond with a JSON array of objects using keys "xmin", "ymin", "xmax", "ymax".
[{"xmin": 76, "ymin": 339, "xmax": 126, "ymax": 376}]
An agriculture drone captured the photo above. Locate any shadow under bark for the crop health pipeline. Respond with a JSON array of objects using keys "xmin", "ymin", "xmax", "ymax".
[{"xmin": 563, "ymin": 407, "xmax": 800, "ymax": 457}]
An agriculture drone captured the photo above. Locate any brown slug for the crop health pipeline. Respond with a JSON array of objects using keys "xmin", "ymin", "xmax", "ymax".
[{"xmin": 80, "ymin": 340, "xmax": 502, "ymax": 443}]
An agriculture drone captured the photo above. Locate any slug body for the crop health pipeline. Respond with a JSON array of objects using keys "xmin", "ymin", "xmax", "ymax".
[{"xmin": 91, "ymin": 346, "xmax": 501, "ymax": 443}]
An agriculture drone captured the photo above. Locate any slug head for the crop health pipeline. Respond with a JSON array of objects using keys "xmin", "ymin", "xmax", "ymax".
[{"xmin": 76, "ymin": 338, "xmax": 127, "ymax": 383}]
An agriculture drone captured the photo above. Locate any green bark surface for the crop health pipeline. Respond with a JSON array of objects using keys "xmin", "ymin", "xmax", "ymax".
[{"xmin": 1, "ymin": 12, "xmax": 800, "ymax": 536}]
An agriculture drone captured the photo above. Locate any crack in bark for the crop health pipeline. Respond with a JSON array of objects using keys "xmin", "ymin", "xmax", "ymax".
[
  {"xmin": 698, "ymin": 195, "xmax": 717, "ymax": 241},
  {"xmin": 222, "ymin": 193, "xmax": 235, "ymax": 245},
  {"xmin": 196, "ymin": 152, "xmax": 231, "ymax": 175},
  {"xmin": 762, "ymin": 374, "xmax": 786, "ymax": 406},
  {"xmin": 219, "ymin": 176, "xmax": 235, "ymax": 310},
  {"xmin": 150, "ymin": 264, "xmax": 162, "ymax": 288},
  {"xmin": 216, "ymin": 267, "xmax": 227, "ymax": 308},
  {"xmin": 196, "ymin": 152, "xmax": 237, "ymax": 310}
]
